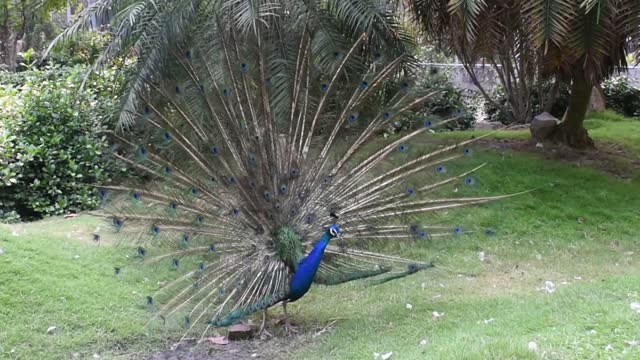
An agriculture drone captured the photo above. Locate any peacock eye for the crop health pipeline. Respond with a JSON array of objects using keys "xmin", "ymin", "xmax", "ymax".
[{"xmin": 329, "ymin": 227, "xmax": 337, "ymax": 237}]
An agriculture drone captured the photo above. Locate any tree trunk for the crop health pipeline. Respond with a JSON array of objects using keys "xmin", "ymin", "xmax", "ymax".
[
  {"xmin": 543, "ymin": 77, "xmax": 561, "ymax": 113},
  {"xmin": 550, "ymin": 70, "xmax": 595, "ymax": 148}
]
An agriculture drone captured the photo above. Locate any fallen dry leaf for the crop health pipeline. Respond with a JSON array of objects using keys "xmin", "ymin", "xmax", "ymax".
[{"xmin": 207, "ymin": 336, "xmax": 229, "ymax": 345}]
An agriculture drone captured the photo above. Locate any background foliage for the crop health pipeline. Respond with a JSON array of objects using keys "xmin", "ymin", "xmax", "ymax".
[
  {"xmin": 601, "ymin": 76, "xmax": 640, "ymax": 118},
  {"xmin": 0, "ymin": 64, "xmax": 123, "ymax": 222}
]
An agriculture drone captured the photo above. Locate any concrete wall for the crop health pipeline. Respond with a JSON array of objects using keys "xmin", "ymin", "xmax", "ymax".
[{"xmin": 424, "ymin": 63, "xmax": 640, "ymax": 92}]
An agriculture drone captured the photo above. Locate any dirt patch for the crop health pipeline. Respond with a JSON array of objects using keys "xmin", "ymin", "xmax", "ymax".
[
  {"xmin": 476, "ymin": 136, "xmax": 640, "ymax": 180},
  {"xmin": 140, "ymin": 319, "xmax": 333, "ymax": 360},
  {"xmin": 147, "ymin": 339, "xmax": 277, "ymax": 360}
]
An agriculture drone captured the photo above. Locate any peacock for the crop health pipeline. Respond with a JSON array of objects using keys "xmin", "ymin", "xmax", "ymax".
[{"xmin": 93, "ymin": 19, "xmax": 524, "ymax": 342}]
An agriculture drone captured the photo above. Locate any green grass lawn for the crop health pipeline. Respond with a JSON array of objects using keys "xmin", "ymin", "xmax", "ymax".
[
  {"xmin": 1, "ymin": 113, "xmax": 640, "ymax": 359},
  {"xmin": 443, "ymin": 110, "xmax": 640, "ymax": 155}
]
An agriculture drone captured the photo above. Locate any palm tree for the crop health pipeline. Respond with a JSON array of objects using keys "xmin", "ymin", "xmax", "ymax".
[
  {"xmin": 47, "ymin": 0, "xmax": 417, "ymax": 129},
  {"xmin": 406, "ymin": 0, "xmax": 640, "ymax": 148}
]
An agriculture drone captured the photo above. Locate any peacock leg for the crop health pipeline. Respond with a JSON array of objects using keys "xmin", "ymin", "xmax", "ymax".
[
  {"xmin": 282, "ymin": 300, "xmax": 298, "ymax": 335},
  {"xmin": 282, "ymin": 300, "xmax": 290, "ymax": 333},
  {"xmin": 258, "ymin": 309, "xmax": 271, "ymax": 336}
]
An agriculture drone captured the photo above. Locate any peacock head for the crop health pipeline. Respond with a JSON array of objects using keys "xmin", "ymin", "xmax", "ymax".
[{"xmin": 327, "ymin": 224, "xmax": 341, "ymax": 238}]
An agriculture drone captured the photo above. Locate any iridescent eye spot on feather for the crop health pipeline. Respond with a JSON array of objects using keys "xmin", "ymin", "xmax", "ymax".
[
  {"xmin": 172, "ymin": 259, "xmax": 180, "ymax": 269},
  {"xmin": 485, "ymin": 228, "xmax": 496, "ymax": 236},
  {"xmin": 322, "ymin": 176, "xmax": 332, "ymax": 185},
  {"xmin": 93, "ymin": 234, "xmax": 100, "ymax": 242},
  {"xmin": 138, "ymin": 146, "xmax": 148, "ymax": 157},
  {"xmin": 289, "ymin": 208, "xmax": 297, "ymax": 216},
  {"xmin": 146, "ymin": 296, "xmax": 153, "ymax": 306},
  {"xmin": 190, "ymin": 187, "xmax": 198, "ymax": 196},
  {"xmin": 240, "ymin": 63, "xmax": 248, "ymax": 72},
  {"xmin": 263, "ymin": 191, "xmax": 271, "ymax": 202},
  {"xmin": 144, "ymin": 106, "xmax": 151, "ymax": 115},
  {"xmin": 290, "ymin": 168, "xmax": 299, "ymax": 177},
  {"xmin": 199, "ymin": 84, "xmax": 205, "ymax": 92},
  {"xmin": 113, "ymin": 267, "xmax": 120, "ymax": 275},
  {"xmin": 195, "ymin": 215, "xmax": 204, "ymax": 225},
  {"xmin": 424, "ymin": 119, "xmax": 432, "ymax": 128},
  {"xmin": 463, "ymin": 148, "xmax": 472, "ymax": 156},
  {"xmin": 227, "ymin": 176, "xmax": 237, "ymax": 184},
  {"xmin": 455, "ymin": 108, "xmax": 462, "ymax": 115},
  {"xmin": 150, "ymin": 224, "xmax": 160, "ymax": 236},
  {"xmin": 98, "ymin": 189, "xmax": 108, "ymax": 200},
  {"xmin": 398, "ymin": 144, "xmax": 408, "ymax": 152},
  {"xmin": 211, "ymin": 146, "xmax": 220, "ymax": 155},
  {"xmin": 132, "ymin": 192, "xmax": 140, "ymax": 201},
  {"xmin": 248, "ymin": 153, "xmax": 257, "ymax": 166},
  {"xmin": 418, "ymin": 230, "xmax": 427, "ymax": 239},
  {"xmin": 453, "ymin": 226, "xmax": 463, "ymax": 235},
  {"xmin": 137, "ymin": 247, "xmax": 146, "ymax": 257},
  {"xmin": 182, "ymin": 234, "xmax": 190, "ymax": 245},
  {"xmin": 248, "ymin": 179, "xmax": 257, "ymax": 189},
  {"xmin": 208, "ymin": 244, "xmax": 216, "ymax": 253},
  {"xmin": 383, "ymin": 111, "xmax": 391, "ymax": 120},
  {"xmin": 112, "ymin": 217, "xmax": 123, "ymax": 229},
  {"xmin": 223, "ymin": 88, "xmax": 230, "ymax": 97},
  {"xmin": 164, "ymin": 166, "xmax": 172, "ymax": 175},
  {"xmin": 408, "ymin": 263, "xmax": 421, "ymax": 273},
  {"xmin": 406, "ymin": 187, "xmax": 415, "ymax": 195},
  {"xmin": 465, "ymin": 177, "xmax": 476, "ymax": 185},
  {"xmin": 279, "ymin": 184, "xmax": 288, "ymax": 194},
  {"xmin": 409, "ymin": 225, "xmax": 419, "ymax": 233},
  {"xmin": 231, "ymin": 208, "xmax": 240, "ymax": 216},
  {"xmin": 164, "ymin": 131, "xmax": 172, "ymax": 141},
  {"xmin": 333, "ymin": 51, "xmax": 341, "ymax": 60},
  {"xmin": 436, "ymin": 165, "xmax": 446, "ymax": 173},
  {"xmin": 360, "ymin": 81, "xmax": 369, "ymax": 89},
  {"xmin": 305, "ymin": 213, "xmax": 316, "ymax": 224},
  {"xmin": 349, "ymin": 113, "xmax": 359, "ymax": 123},
  {"xmin": 185, "ymin": 317, "xmax": 191, "ymax": 329},
  {"xmin": 185, "ymin": 50, "xmax": 192, "ymax": 60},
  {"xmin": 199, "ymin": 262, "xmax": 206, "ymax": 271},
  {"xmin": 175, "ymin": 86, "xmax": 181, "ymax": 94},
  {"xmin": 320, "ymin": 83, "xmax": 329, "ymax": 93},
  {"xmin": 400, "ymin": 82, "xmax": 409, "ymax": 92},
  {"xmin": 169, "ymin": 202, "xmax": 177, "ymax": 210}
]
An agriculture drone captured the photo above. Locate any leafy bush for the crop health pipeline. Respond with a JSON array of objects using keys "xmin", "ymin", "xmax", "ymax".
[
  {"xmin": 483, "ymin": 81, "xmax": 570, "ymax": 124},
  {"xmin": 386, "ymin": 72, "xmax": 475, "ymax": 135},
  {"xmin": 0, "ymin": 65, "xmax": 122, "ymax": 221},
  {"xmin": 601, "ymin": 76, "xmax": 640, "ymax": 117},
  {"xmin": 47, "ymin": 31, "xmax": 111, "ymax": 67}
]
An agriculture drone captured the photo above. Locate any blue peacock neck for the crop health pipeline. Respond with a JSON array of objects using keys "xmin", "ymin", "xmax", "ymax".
[{"xmin": 287, "ymin": 231, "xmax": 331, "ymax": 302}]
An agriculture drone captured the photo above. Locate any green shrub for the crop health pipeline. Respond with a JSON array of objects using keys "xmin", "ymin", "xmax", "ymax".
[
  {"xmin": 0, "ymin": 65, "xmax": 122, "ymax": 221},
  {"xmin": 388, "ymin": 72, "xmax": 475, "ymax": 134},
  {"xmin": 47, "ymin": 31, "xmax": 111, "ymax": 67},
  {"xmin": 601, "ymin": 76, "xmax": 640, "ymax": 117},
  {"xmin": 483, "ymin": 81, "xmax": 570, "ymax": 124}
]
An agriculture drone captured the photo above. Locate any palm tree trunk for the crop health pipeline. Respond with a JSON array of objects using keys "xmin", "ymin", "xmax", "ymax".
[{"xmin": 552, "ymin": 70, "xmax": 595, "ymax": 148}]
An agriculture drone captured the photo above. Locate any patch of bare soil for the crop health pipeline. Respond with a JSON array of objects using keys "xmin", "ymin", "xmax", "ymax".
[
  {"xmin": 475, "ymin": 137, "xmax": 640, "ymax": 180},
  {"xmin": 140, "ymin": 318, "xmax": 335, "ymax": 360}
]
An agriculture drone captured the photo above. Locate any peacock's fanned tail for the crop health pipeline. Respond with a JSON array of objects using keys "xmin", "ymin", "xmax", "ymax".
[{"xmin": 95, "ymin": 13, "xmax": 525, "ymax": 341}]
